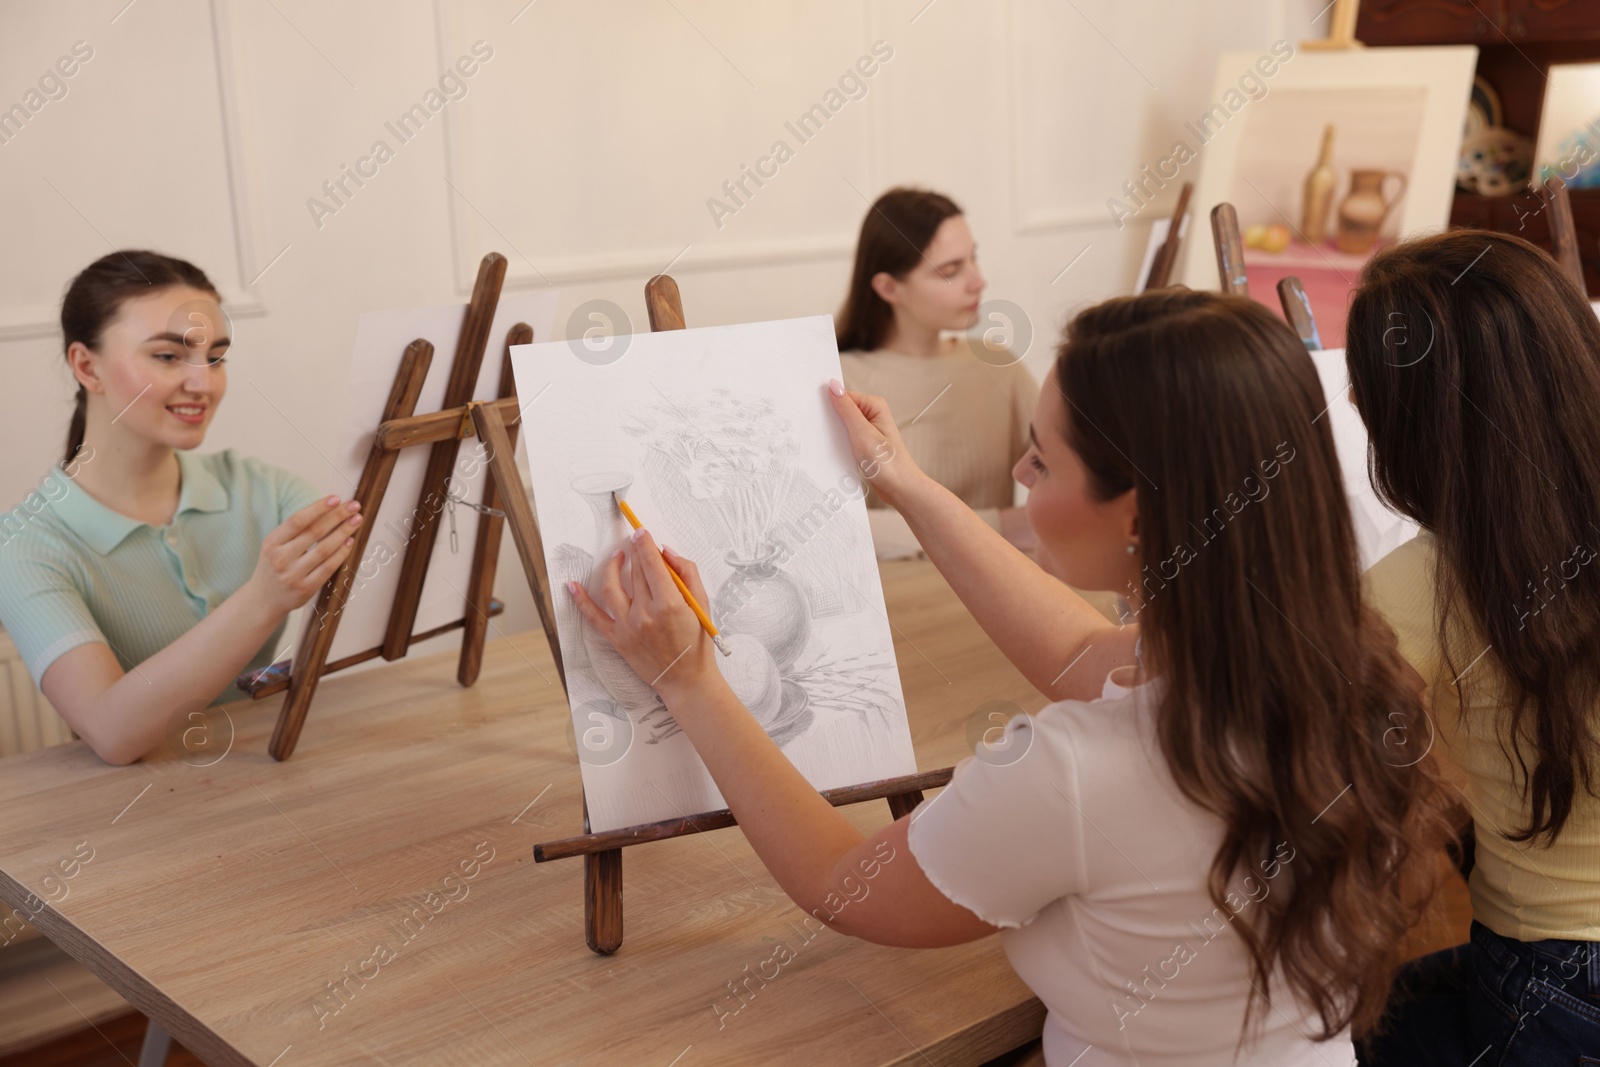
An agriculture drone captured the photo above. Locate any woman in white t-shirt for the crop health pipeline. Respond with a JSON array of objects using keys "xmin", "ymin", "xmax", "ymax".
[{"xmin": 568, "ymin": 288, "xmax": 1455, "ymax": 1065}]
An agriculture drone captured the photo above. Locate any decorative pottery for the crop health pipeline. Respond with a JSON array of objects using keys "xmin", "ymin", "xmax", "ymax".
[
  {"xmin": 1301, "ymin": 123, "xmax": 1337, "ymax": 245},
  {"xmin": 1335, "ymin": 169, "xmax": 1408, "ymax": 255}
]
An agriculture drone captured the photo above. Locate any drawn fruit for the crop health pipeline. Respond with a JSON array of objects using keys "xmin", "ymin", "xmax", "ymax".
[
  {"xmin": 1261, "ymin": 224, "xmax": 1291, "ymax": 253},
  {"xmin": 717, "ymin": 633, "xmax": 783, "ymax": 728}
]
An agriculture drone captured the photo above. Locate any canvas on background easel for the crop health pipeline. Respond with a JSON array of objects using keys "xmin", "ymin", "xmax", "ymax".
[
  {"xmin": 464, "ymin": 274, "xmax": 953, "ymax": 955},
  {"xmin": 235, "ymin": 252, "xmax": 561, "ymax": 761}
]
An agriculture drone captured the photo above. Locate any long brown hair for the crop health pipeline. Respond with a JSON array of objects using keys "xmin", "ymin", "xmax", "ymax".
[
  {"xmin": 1346, "ymin": 229, "xmax": 1600, "ymax": 844},
  {"xmin": 835, "ymin": 187, "xmax": 961, "ymax": 352},
  {"xmin": 59, "ymin": 250, "xmax": 220, "ymax": 467},
  {"xmin": 1057, "ymin": 289, "xmax": 1451, "ymax": 1040}
]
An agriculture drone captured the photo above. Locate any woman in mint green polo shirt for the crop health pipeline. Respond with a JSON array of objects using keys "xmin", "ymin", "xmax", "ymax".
[{"xmin": 0, "ymin": 251, "xmax": 363, "ymax": 764}]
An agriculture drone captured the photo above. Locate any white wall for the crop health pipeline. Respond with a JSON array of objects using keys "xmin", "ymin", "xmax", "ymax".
[{"xmin": 0, "ymin": 0, "xmax": 1329, "ymax": 655}]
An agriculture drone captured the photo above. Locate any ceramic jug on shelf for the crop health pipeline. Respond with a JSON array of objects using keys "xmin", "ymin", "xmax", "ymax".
[{"xmin": 1336, "ymin": 169, "xmax": 1407, "ymax": 255}]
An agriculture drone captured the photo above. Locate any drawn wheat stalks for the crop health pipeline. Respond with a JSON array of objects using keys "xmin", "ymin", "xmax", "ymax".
[{"xmin": 788, "ymin": 659, "xmax": 899, "ymax": 731}]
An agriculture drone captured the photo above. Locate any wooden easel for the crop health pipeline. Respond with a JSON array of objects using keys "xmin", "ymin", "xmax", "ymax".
[
  {"xmin": 1211, "ymin": 201, "xmax": 1324, "ymax": 349},
  {"xmin": 1301, "ymin": 0, "xmax": 1362, "ymax": 51},
  {"xmin": 240, "ymin": 252, "xmax": 547, "ymax": 761},
  {"xmin": 1546, "ymin": 176, "xmax": 1586, "ymax": 291},
  {"xmin": 467, "ymin": 273, "xmax": 953, "ymax": 954},
  {"xmin": 1211, "ymin": 203, "xmax": 1250, "ymax": 297},
  {"xmin": 1142, "ymin": 181, "xmax": 1193, "ymax": 291}
]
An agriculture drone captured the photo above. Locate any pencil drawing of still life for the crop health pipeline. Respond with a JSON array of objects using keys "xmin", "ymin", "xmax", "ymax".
[{"xmin": 511, "ymin": 316, "xmax": 917, "ymax": 832}]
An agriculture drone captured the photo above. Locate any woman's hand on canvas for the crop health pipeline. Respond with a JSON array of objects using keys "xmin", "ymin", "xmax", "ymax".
[
  {"xmin": 825, "ymin": 378, "xmax": 928, "ymax": 511},
  {"xmin": 246, "ymin": 496, "xmax": 362, "ymax": 617},
  {"xmin": 567, "ymin": 528, "xmax": 722, "ymax": 704}
]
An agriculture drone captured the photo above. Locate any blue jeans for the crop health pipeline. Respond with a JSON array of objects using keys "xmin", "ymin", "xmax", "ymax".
[{"xmin": 1357, "ymin": 921, "xmax": 1600, "ymax": 1065}]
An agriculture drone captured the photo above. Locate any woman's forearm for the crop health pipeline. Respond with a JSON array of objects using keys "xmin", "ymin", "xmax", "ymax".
[
  {"xmin": 659, "ymin": 674, "xmax": 866, "ymax": 913},
  {"xmin": 891, "ymin": 472, "xmax": 1136, "ymax": 702},
  {"xmin": 82, "ymin": 581, "xmax": 285, "ymax": 764}
]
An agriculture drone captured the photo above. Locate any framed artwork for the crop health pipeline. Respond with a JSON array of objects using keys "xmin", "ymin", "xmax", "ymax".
[
  {"xmin": 1535, "ymin": 61, "xmax": 1600, "ymax": 188},
  {"xmin": 1176, "ymin": 46, "xmax": 1478, "ymax": 347}
]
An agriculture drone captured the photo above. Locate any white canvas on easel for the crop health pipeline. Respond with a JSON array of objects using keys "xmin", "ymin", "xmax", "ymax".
[
  {"xmin": 511, "ymin": 314, "xmax": 917, "ymax": 833},
  {"xmin": 1308, "ymin": 348, "xmax": 1419, "ymax": 570},
  {"xmin": 307, "ymin": 291, "xmax": 560, "ymax": 665}
]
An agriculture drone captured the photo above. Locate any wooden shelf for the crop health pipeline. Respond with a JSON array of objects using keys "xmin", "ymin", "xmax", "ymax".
[
  {"xmin": 1360, "ymin": 1, "xmax": 1600, "ymax": 296},
  {"xmin": 1359, "ymin": 1, "xmax": 1600, "ymax": 47},
  {"xmin": 1450, "ymin": 187, "xmax": 1600, "ymax": 294}
]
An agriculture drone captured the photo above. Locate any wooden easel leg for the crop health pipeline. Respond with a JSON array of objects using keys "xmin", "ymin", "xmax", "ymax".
[
  {"xmin": 269, "ymin": 338, "xmax": 435, "ymax": 761},
  {"xmin": 585, "ymin": 849, "xmax": 624, "ymax": 954},
  {"xmin": 886, "ymin": 791, "xmax": 925, "ymax": 820},
  {"xmin": 471, "ymin": 401, "xmax": 567, "ymax": 693},
  {"xmin": 384, "ymin": 252, "xmax": 508, "ymax": 661},
  {"xmin": 1211, "ymin": 203, "xmax": 1249, "ymax": 297},
  {"xmin": 459, "ymin": 323, "xmax": 532, "ymax": 687},
  {"xmin": 1547, "ymin": 176, "xmax": 1585, "ymax": 291},
  {"xmin": 1276, "ymin": 277, "xmax": 1323, "ymax": 351}
]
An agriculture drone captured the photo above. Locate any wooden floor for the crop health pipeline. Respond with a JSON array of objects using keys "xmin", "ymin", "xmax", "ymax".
[{"xmin": 0, "ymin": 1011, "xmax": 205, "ymax": 1067}]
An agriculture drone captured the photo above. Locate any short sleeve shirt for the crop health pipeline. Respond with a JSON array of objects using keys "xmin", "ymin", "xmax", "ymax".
[
  {"xmin": 1365, "ymin": 532, "xmax": 1600, "ymax": 941},
  {"xmin": 907, "ymin": 672, "xmax": 1355, "ymax": 1067},
  {"xmin": 0, "ymin": 448, "xmax": 323, "ymax": 705}
]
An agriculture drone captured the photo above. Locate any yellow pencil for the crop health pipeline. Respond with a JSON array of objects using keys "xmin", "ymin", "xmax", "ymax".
[{"xmin": 612, "ymin": 491, "xmax": 732, "ymax": 657}]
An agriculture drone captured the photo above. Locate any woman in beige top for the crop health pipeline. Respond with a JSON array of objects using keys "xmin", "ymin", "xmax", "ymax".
[{"xmin": 836, "ymin": 187, "xmax": 1040, "ymax": 562}]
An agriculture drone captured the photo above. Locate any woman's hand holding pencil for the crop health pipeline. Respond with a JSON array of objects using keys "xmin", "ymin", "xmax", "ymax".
[
  {"xmin": 571, "ymin": 379, "xmax": 927, "ymax": 702},
  {"xmin": 610, "ymin": 492, "xmax": 731, "ymax": 658},
  {"xmin": 567, "ymin": 524, "xmax": 724, "ymax": 702}
]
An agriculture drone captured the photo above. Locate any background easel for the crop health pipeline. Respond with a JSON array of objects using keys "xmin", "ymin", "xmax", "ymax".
[
  {"xmin": 1302, "ymin": 0, "xmax": 1362, "ymax": 51},
  {"xmin": 237, "ymin": 252, "xmax": 540, "ymax": 761},
  {"xmin": 1141, "ymin": 181, "xmax": 1194, "ymax": 291},
  {"xmin": 1545, "ymin": 176, "xmax": 1585, "ymax": 290},
  {"xmin": 1211, "ymin": 202, "xmax": 1324, "ymax": 349},
  {"xmin": 1212, "ymin": 175, "xmax": 1584, "ymax": 351},
  {"xmin": 470, "ymin": 274, "xmax": 953, "ymax": 954}
]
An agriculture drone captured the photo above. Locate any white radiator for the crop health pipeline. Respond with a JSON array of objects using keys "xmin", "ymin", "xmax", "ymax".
[{"xmin": 0, "ymin": 630, "xmax": 72, "ymax": 758}]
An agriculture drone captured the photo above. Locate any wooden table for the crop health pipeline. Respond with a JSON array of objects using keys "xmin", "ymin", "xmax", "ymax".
[{"xmin": 0, "ymin": 560, "xmax": 1045, "ymax": 1067}]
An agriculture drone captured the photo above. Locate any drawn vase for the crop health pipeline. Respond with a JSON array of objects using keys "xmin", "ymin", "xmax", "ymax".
[
  {"xmin": 714, "ymin": 542, "xmax": 809, "ymax": 673},
  {"xmin": 572, "ymin": 471, "xmax": 658, "ymax": 708},
  {"xmin": 1335, "ymin": 169, "xmax": 1407, "ymax": 256}
]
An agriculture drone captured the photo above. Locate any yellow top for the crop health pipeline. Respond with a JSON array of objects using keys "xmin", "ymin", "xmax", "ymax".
[{"xmin": 1365, "ymin": 532, "xmax": 1600, "ymax": 940}]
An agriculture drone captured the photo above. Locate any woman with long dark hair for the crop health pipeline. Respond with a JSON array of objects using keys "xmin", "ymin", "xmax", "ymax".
[
  {"xmin": 836, "ymin": 187, "xmax": 1045, "ymax": 562},
  {"xmin": 1348, "ymin": 230, "xmax": 1600, "ymax": 1065},
  {"xmin": 0, "ymin": 251, "xmax": 362, "ymax": 764},
  {"xmin": 571, "ymin": 288, "xmax": 1453, "ymax": 1065}
]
